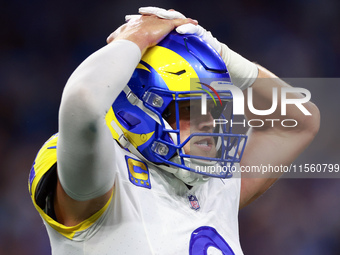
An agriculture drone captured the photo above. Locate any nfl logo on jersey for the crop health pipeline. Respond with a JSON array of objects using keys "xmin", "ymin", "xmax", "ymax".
[{"xmin": 188, "ymin": 195, "xmax": 200, "ymax": 210}]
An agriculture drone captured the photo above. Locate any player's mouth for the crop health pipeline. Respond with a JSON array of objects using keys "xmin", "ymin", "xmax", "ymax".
[{"xmin": 193, "ymin": 137, "xmax": 215, "ymax": 152}]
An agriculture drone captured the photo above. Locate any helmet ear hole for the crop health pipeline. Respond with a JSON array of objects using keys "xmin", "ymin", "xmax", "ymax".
[
  {"xmin": 117, "ymin": 111, "xmax": 141, "ymax": 129},
  {"xmin": 162, "ymin": 107, "xmax": 172, "ymax": 120}
]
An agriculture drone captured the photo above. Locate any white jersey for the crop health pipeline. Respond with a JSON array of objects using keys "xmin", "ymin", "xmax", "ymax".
[{"xmin": 29, "ymin": 134, "xmax": 243, "ymax": 255}]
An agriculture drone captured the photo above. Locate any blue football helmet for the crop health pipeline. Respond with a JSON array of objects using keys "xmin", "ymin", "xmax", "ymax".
[{"xmin": 106, "ymin": 31, "xmax": 247, "ymax": 185}]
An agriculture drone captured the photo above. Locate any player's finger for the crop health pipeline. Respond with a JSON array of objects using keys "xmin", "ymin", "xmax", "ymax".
[
  {"xmin": 139, "ymin": 6, "xmax": 186, "ymax": 19},
  {"xmin": 125, "ymin": 14, "xmax": 141, "ymax": 22},
  {"xmin": 106, "ymin": 32, "xmax": 115, "ymax": 44},
  {"xmin": 171, "ymin": 18, "xmax": 198, "ymax": 28},
  {"xmin": 176, "ymin": 23, "xmax": 199, "ymax": 34}
]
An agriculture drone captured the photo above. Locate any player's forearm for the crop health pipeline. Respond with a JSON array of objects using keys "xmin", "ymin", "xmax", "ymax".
[
  {"xmin": 60, "ymin": 40, "xmax": 141, "ymax": 124},
  {"xmin": 59, "ymin": 40, "xmax": 141, "ymax": 145},
  {"xmin": 220, "ymin": 41, "xmax": 319, "ymax": 134},
  {"xmin": 244, "ymin": 65, "xmax": 320, "ymax": 134},
  {"xmin": 239, "ymin": 66, "xmax": 320, "ymax": 208},
  {"xmin": 57, "ymin": 40, "xmax": 141, "ymax": 201}
]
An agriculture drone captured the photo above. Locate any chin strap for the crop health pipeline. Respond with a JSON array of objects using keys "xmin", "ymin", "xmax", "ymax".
[{"xmin": 169, "ymin": 157, "xmax": 211, "ymax": 186}]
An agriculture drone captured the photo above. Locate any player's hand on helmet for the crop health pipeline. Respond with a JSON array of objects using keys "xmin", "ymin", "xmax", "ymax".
[
  {"xmin": 107, "ymin": 13, "xmax": 197, "ymax": 54},
  {"xmin": 125, "ymin": 7, "xmax": 258, "ymax": 90},
  {"xmin": 134, "ymin": 7, "xmax": 222, "ymax": 54}
]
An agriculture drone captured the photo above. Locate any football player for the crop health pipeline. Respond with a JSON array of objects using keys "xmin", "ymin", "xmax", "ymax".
[{"xmin": 28, "ymin": 7, "xmax": 320, "ymax": 254}]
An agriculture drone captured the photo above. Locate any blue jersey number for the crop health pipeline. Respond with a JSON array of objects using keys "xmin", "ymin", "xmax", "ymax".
[{"xmin": 189, "ymin": 226, "xmax": 235, "ymax": 255}]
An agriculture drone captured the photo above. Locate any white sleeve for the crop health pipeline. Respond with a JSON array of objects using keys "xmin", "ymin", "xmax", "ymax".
[
  {"xmin": 57, "ymin": 40, "xmax": 141, "ymax": 201},
  {"xmin": 220, "ymin": 43, "xmax": 258, "ymax": 90}
]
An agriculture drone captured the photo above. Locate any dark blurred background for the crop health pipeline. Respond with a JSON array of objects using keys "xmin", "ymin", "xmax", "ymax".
[{"xmin": 1, "ymin": 0, "xmax": 340, "ymax": 254}]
